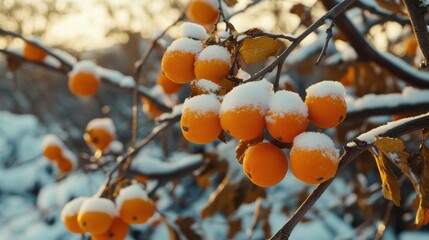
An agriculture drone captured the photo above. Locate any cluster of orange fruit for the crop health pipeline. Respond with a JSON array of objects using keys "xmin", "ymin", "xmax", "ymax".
[
  {"xmin": 42, "ymin": 134, "xmax": 77, "ymax": 173},
  {"xmin": 61, "ymin": 184, "xmax": 155, "ymax": 239},
  {"xmin": 180, "ymin": 79, "xmax": 347, "ymax": 187}
]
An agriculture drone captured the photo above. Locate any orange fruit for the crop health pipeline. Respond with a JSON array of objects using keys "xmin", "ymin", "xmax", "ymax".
[
  {"xmin": 84, "ymin": 118, "xmax": 115, "ymax": 151},
  {"xmin": 266, "ymin": 91, "xmax": 308, "ymax": 143},
  {"xmin": 78, "ymin": 198, "xmax": 117, "ymax": 235},
  {"xmin": 180, "ymin": 94, "xmax": 222, "ymax": 144},
  {"xmin": 161, "ymin": 38, "xmax": 202, "ymax": 84},
  {"xmin": 61, "ymin": 197, "xmax": 87, "ymax": 234},
  {"xmin": 92, "ymin": 218, "xmax": 128, "ymax": 240},
  {"xmin": 23, "ymin": 40, "xmax": 47, "ymax": 61},
  {"xmin": 135, "ymin": 175, "xmax": 149, "ymax": 183},
  {"xmin": 42, "ymin": 134, "xmax": 64, "ymax": 161},
  {"xmin": 194, "ymin": 45, "xmax": 231, "ymax": 85},
  {"xmin": 290, "ymin": 132, "xmax": 340, "ymax": 184},
  {"xmin": 242, "ymin": 142, "xmax": 288, "ymax": 187},
  {"xmin": 186, "ymin": 0, "xmax": 220, "ymax": 25},
  {"xmin": 220, "ymin": 80, "xmax": 272, "ymax": 141},
  {"xmin": 116, "ymin": 185, "xmax": 156, "ymax": 224},
  {"xmin": 68, "ymin": 72, "xmax": 100, "ymax": 97},
  {"xmin": 157, "ymin": 72, "xmax": 182, "ymax": 94},
  {"xmin": 305, "ymin": 81, "xmax": 347, "ymax": 128},
  {"xmin": 56, "ymin": 149, "xmax": 77, "ymax": 173}
]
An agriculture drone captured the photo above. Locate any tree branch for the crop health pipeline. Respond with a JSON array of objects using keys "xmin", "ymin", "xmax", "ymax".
[
  {"xmin": 270, "ymin": 112, "xmax": 429, "ymax": 239},
  {"xmin": 402, "ymin": 0, "xmax": 429, "ymax": 68},
  {"xmin": 321, "ymin": 0, "xmax": 429, "ymax": 89},
  {"xmin": 247, "ymin": 0, "xmax": 357, "ymax": 82}
]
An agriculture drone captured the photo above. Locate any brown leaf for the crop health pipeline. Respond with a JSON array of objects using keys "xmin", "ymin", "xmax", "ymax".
[
  {"xmin": 369, "ymin": 147, "xmax": 401, "ymax": 207},
  {"xmin": 6, "ymin": 56, "xmax": 21, "ymax": 71},
  {"xmin": 260, "ymin": 206, "xmax": 272, "ymax": 238},
  {"xmin": 175, "ymin": 217, "xmax": 203, "ymax": 240},
  {"xmin": 235, "ymin": 179, "xmax": 266, "ymax": 205},
  {"xmin": 227, "ymin": 218, "xmax": 242, "ymax": 239},
  {"xmin": 195, "ymin": 153, "xmax": 228, "ymax": 189},
  {"xmin": 235, "ymin": 135, "xmax": 263, "ymax": 164},
  {"xmin": 218, "ymin": 131, "xmax": 227, "ymax": 143},
  {"xmin": 416, "ymin": 129, "xmax": 429, "ymax": 226},
  {"xmin": 239, "ymin": 36, "xmax": 282, "ymax": 64},
  {"xmin": 201, "ymin": 176, "xmax": 237, "ymax": 218}
]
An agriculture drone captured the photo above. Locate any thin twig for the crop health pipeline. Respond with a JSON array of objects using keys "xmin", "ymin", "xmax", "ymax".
[
  {"xmin": 246, "ymin": 0, "xmax": 357, "ymax": 82},
  {"xmin": 315, "ymin": 17, "xmax": 334, "ymax": 66},
  {"xmin": 247, "ymin": 197, "xmax": 262, "ymax": 240},
  {"xmin": 402, "ymin": 0, "xmax": 429, "ymax": 68}
]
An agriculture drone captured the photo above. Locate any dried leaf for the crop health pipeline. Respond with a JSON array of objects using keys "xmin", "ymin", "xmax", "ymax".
[
  {"xmin": 236, "ymin": 135, "xmax": 263, "ymax": 164},
  {"xmin": 175, "ymin": 217, "xmax": 203, "ymax": 240},
  {"xmin": 227, "ymin": 218, "xmax": 242, "ymax": 239},
  {"xmin": 201, "ymin": 176, "xmax": 236, "ymax": 218},
  {"xmin": 369, "ymin": 147, "xmax": 401, "ymax": 207},
  {"xmin": 218, "ymin": 131, "xmax": 227, "ymax": 143},
  {"xmin": 235, "ymin": 179, "xmax": 266, "ymax": 205},
  {"xmin": 260, "ymin": 206, "xmax": 272, "ymax": 238},
  {"xmin": 195, "ymin": 153, "xmax": 228, "ymax": 189},
  {"xmin": 416, "ymin": 129, "xmax": 429, "ymax": 226},
  {"xmin": 239, "ymin": 36, "xmax": 282, "ymax": 64}
]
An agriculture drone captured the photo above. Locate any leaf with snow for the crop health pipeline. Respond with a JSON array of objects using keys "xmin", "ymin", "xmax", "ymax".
[
  {"xmin": 239, "ymin": 36, "xmax": 283, "ymax": 64},
  {"xmin": 369, "ymin": 146, "xmax": 401, "ymax": 207},
  {"xmin": 416, "ymin": 129, "xmax": 429, "ymax": 227}
]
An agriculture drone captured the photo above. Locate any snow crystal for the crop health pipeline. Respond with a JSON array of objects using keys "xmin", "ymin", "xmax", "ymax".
[
  {"xmin": 357, "ymin": 112, "xmax": 429, "ymax": 143},
  {"xmin": 267, "ymin": 90, "xmax": 308, "ymax": 117},
  {"xmin": 166, "ymin": 38, "xmax": 203, "ymax": 54},
  {"xmin": 180, "ymin": 22, "xmax": 208, "ymax": 40},
  {"xmin": 61, "ymin": 197, "xmax": 88, "ymax": 218},
  {"xmin": 42, "ymin": 134, "xmax": 64, "ymax": 149},
  {"xmin": 183, "ymin": 94, "xmax": 220, "ymax": 114},
  {"xmin": 115, "ymin": 184, "xmax": 149, "ymax": 209},
  {"xmin": 79, "ymin": 197, "xmax": 118, "ymax": 216},
  {"xmin": 69, "ymin": 60, "xmax": 99, "ymax": 79},
  {"xmin": 193, "ymin": 79, "xmax": 220, "ymax": 92},
  {"xmin": 220, "ymin": 79, "xmax": 273, "ymax": 114},
  {"xmin": 292, "ymin": 132, "xmax": 340, "ymax": 162},
  {"xmin": 306, "ymin": 80, "xmax": 346, "ymax": 98},
  {"xmin": 196, "ymin": 45, "xmax": 231, "ymax": 63},
  {"xmin": 86, "ymin": 118, "xmax": 116, "ymax": 137}
]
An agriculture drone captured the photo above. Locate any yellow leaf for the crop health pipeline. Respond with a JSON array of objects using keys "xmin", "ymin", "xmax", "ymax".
[
  {"xmin": 370, "ymin": 147, "xmax": 401, "ymax": 206},
  {"xmin": 239, "ymin": 36, "xmax": 283, "ymax": 64}
]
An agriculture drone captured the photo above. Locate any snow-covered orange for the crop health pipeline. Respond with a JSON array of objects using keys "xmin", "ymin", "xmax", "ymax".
[
  {"xmin": 243, "ymin": 142, "xmax": 288, "ymax": 187},
  {"xmin": 194, "ymin": 45, "xmax": 231, "ymax": 85},
  {"xmin": 61, "ymin": 197, "xmax": 87, "ymax": 234},
  {"xmin": 305, "ymin": 81, "xmax": 347, "ymax": 128},
  {"xmin": 186, "ymin": 0, "xmax": 219, "ymax": 25},
  {"xmin": 68, "ymin": 61, "xmax": 100, "ymax": 97},
  {"xmin": 84, "ymin": 118, "xmax": 115, "ymax": 151},
  {"xmin": 42, "ymin": 134, "xmax": 64, "ymax": 162},
  {"xmin": 161, "ymin": 38, "xmax": 203, "ymax": 84},
  {"xmin": 290, "ymin": 132, "xmax": 340, "ymax": 184},
  {"xmin": 116, "ymin": 185, "xmax": 155, "ymax": 225},
  {"xmin": 77, "ymin": 198, "xmax": 117, "ymax": 235},
  {"xmin": 220, "ymin": 80, "xmax": 272, "ymax": 141},
  {"xmin": 23, "ymin": 39, "xmax": 47, "ymax": 61},
  {"xmin": 180, "ymin": 94, "xmax": 222, "ymax": 144},
  {"xmin": 266, "ymin": 91, "xmax": 308, "ymax": 143}
]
